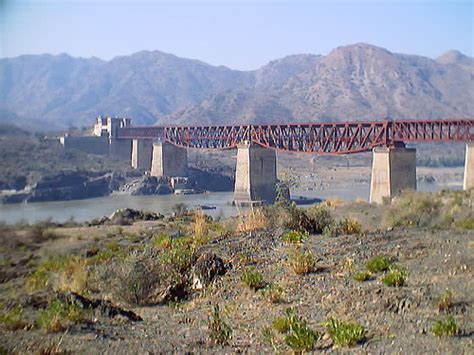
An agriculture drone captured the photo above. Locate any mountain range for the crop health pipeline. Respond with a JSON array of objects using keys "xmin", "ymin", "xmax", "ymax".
[{"xmin": 0, "ymin": 43, "xmax": 472, "ymax": 129}]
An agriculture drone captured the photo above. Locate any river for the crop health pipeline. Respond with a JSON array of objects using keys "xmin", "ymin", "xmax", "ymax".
[{"xmin": 0, "ymin": 181, "xmax": 462, "ymax": 224}]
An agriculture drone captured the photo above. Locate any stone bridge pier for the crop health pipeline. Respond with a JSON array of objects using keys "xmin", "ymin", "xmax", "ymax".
[
  {"xmin": 150, "ymin": 141, "xmax": 188, "ymax": 177},
  {"xmin": 131, "ymin": 139, "xmax": 153, "ymax": 170},
  {"xmin": 233, "ymin": 142, "xmax": 277, "ymax": 205},
  {"xmin": 464, "ymin": 143, "xmax": 474, "ymax": 190},
  {"xmin": 369, "ymin": 146, "xmax": 417, "ymax": 204}
]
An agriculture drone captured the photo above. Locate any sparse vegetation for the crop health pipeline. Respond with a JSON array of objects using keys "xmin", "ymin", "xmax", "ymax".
[
  {"xmin": 324, "ymin": 216, "xmax": 362, "ymax": 237},
  {"xmin": 1, "ymin": 188, "xmax": 472, "ymax": 352},
  {"xmin": 261, "ymin": 283, "xmax": 286, "ymax": 304},
  {"xmin": 241, "ymin": 269, "xmax": 266, "ymax": 290},
  {"xmin": 192, "ymin": 209, "xmax": 209, "ymax": 245},
  {"xmin": 271, "ymin": 308, "xmax": 320, "ymax": 352},
  {"xmin": 365, "ymin": 256, "xmax": 392, "ymax": 273},
  {"xmin": 382, "ymin": 265, "xmax": 408, "ymax": 287},
  {"xmin": 353, "ymin": 271, "xmax": 372, "ymax": 282},
  {"xmin": 438, "ymin": 289, "xmax": 454, "ymax": 313},
  {"xmin": 208, "ymin": 305, "xmax": 232, "ymax": 346},
  {"xmin": 281, "ymin": 230, "xmax": 308, "ymax": 244},
  {"xmin": 324, "ymin": 317, "xmax": 366, "ymax": 347},
  {"xmin": 237, "ymin": 208, "xmax": 269, "ymax": 233},
  {"xmin": 0, "ymin": 305, "xmax": 28, "ymax": 331},
  {"xmin": 288, "ymin": 248, "xmax": 316, "ymax": 275},
  {"xmin": 431, "ymin": 315, "xmax": 459, "ymax": 337},
  {"xmin": 36, "ymin": 299, "xmax": 90, "ymax": 333}
]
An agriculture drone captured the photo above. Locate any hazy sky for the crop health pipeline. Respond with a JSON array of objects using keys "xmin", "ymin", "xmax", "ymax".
[{"xmin": 1, "ymin": 0, "xmax": 472, "ymax": 70}]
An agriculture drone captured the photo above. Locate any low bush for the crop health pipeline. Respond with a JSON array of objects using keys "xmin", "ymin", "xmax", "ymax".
[
  {"xmin": 151, "ymin": 233, "xmax": 172, "ymax": 249},
  {"xmin": 261, "ymin": 283, "xmax": 286, "ymax": 304},
  {"xmin": 288, "ymin": 248, "xmax": 316, "ymax": 275},
  {"xmin": 455, "ymin": 217, "xmax": 474, "ymax": 230},
  {"xmin": 241, "ymin": 269, "xmax": 266, "ymax": 290},
  {"xmin": 208, "ymin": 305, "xmax": 232, "ymax": 345},
  {"xmin": 237, "ymin": 209, "xmax": 269, "ymax": 233},
  {"xmin": 281, "ymin": 230, "xmax": 308, "ymax": 244},
  {"xmin": 365, "ymin": 256, "xmax": 392, "ymax": 273},
  {"xmin": 338, "ymin": 217, "xmax": 362, "ymax": 235},
  {"xmin": 323, "ymin": 217, "xmax": 362, "ymax": 237},
  {"xmin": 431, "ymin": 315, "xmax": 459, "ymax": 337},
  {"xmin": 159, "ymin": 238, "xmax": 196, "ymax": 273},
  {"xmin": 353, "ymin": 271, "xmax": 372, "ymax": 282},
  {"xmin": 0, "ymin": 305, "xmax": 28, "ymax": 331},
  {"xmin": 382, "ymin": 191, "xmax": 442, "ymax": 228},
  {"xmin": 271, "ymin": 308, "xmax": 320, "ymax": 352},
  {"xmin": 282, "ymin": 205, "xmax": 333, "ymax": 234},
  {"xmin": 381, "ymin": 265, "xmax": 408, "ymax": 287},
  {"xmin": 438, "ymin": 289, "xmax": 454, "ymax": 313},
  {"xmin": 36, "ymin": 299, "xmax": 90, "ymax": 333},
  {"xmin": 113, "ymin": 248, "xmax": 161, "ymax": 306},
  {"xmin": 324, "ymin": 317, "xmax": 366, "ymax": 347}
]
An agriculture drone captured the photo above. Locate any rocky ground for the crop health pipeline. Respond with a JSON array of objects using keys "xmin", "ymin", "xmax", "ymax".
[{"xmin": 0, "ymin": 189, "xmax": 472, "ymax": 353}]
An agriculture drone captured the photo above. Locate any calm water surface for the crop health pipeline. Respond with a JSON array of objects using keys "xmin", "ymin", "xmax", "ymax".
[{"xmin": 0, "ymin": 182, "xmax": 461, "ymax": 224}]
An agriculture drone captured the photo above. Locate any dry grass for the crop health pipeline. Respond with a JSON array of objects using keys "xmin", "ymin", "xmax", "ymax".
[
  {"xmin": 288, "ymin": 248, "xmax": 316, "ymax": 275},
  {"xmin": 56, "ymin": 256, "xmax": 90, "ymax": 294},
  {"xmin": 192, "ymin": 209, "xmax": 209, "ymax": 245},
  {"xmin": 236, "ymin": 208, "xmax": 269, "ymax": 233},
  {"xmin": 321, "ymin": 198, "xmax": 345, "ymax": 208}
]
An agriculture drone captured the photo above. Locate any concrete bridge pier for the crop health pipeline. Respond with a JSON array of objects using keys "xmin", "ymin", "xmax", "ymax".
[
  {"xmin": 464, "ymin": 143, "xmax": 474, "ymax": 190},
  {"xmin": 150, "ymin": 141, "xmax": 188, "ymax": 177},
  {"xmin": 131, "ymin": 139, "xmax": 153, "ymax": 170},
  {"xmin": 233, "ymin": 142, "xmax": 277, "ymax": 205},
  {"xmin": 369, "ymin": 146, "xmax": 417, "ymax": 204}
]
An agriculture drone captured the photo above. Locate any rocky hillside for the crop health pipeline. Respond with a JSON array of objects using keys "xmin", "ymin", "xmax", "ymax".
[
  {"xmin": 167, "ymin": 44, "xmax": 474, "ymax": 124},
  {"xmin": 1, "ymin": 44, "xmax": 472, "ymax": 129},
  {"xmin": 0, "ymin": 51, "xmax": 253, "ymax": 128}
]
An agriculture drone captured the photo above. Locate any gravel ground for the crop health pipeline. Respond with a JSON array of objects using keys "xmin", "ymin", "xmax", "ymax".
[{"xmin": 1, "ymin": 219, "xmax": 472, "ymax": 353}]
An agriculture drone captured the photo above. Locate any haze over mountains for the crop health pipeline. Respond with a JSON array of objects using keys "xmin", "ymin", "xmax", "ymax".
[{"xmin": 0, "ymin": 43, "xmax": 472, "ymax": 129}]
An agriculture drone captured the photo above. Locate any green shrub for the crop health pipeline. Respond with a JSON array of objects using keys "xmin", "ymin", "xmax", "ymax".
[
  {"xmin": 455, "ymin": 217, "xmax": 474, "ymax": 230},
  {"xmin": 324, "ymin": 317, "xmax": 366, "ymax": 347},
  {"xmin": 241, "ymin": 269, "xmax": 266, "ymax": 290},
  {"xmin": 0, "ymin": 305, "xmax": 27, "ymax": 330},
  {"xmin": 36, "ymin": 299, "xmax": 90, "ymax": 333},
  {"xmin": 431, "ymin": 315, "xmax": 459, "ymax": 337},
  {"xmin": 365, "ymin": 256, "xmax": 392, "ymax": 273},
  {"xmin": 353, "ymin": 271, "xmax": 372, "ymax": 282},
  {"xmin": 381, "ymin": 265, "xmax": 408, "ymax": 287},
  {"xmin": 208, "ymin": 305, "xmax": 232, "ymax": 345},
  {"xmin": 281, "ymin": 230, "xmax": 309, "ymax": 244},
  {"xmin": 288, "ymin": 248, "xmax": 316, "ymax": 275},
  {"xmin": 159, "ymin": 238, "xmax": 195, "ymax": 272},
  {"xmin": 272, "ymin": 308, "xmax": 319, "ymax": 352},
  {"xmin": 438, "ymin": 289, "xmax": 454, "ymax": 313},
  {"xmin": 151, "ymin": 233, "xmax": 172, "ymax": 249}
]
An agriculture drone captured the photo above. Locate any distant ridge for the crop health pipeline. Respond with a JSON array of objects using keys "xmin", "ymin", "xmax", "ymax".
[{"xmin": 0, "ymin": 43, "xmax": 472, "ymax": 129}]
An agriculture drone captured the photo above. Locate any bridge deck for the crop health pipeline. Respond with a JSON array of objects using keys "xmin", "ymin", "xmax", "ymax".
[{"xmin": 116, "ymin": 119, "xmax": 473, "ymax": 154}]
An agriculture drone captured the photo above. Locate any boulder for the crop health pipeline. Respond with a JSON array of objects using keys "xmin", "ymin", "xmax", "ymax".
[
  {"xmin": 191, "ymin": 253, "xmax": 227, "ymax": 290},
  {"xmin": 108, "ymin": 208, "xmax": 163, "ymax": 225},
  {"xmin": 127, "ymin": 176, "xmax": 173, "ymax": 196}
]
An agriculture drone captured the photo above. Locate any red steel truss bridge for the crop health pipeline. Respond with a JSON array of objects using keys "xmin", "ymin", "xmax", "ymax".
[{"xmin": 117, "ymin": 119, "xmax": 474, "ymax": 155}]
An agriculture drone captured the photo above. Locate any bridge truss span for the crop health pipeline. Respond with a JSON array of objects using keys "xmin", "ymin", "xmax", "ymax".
[{"xmin": 116, "ymin": 119, "xmax": 473, "ymax": 154}]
